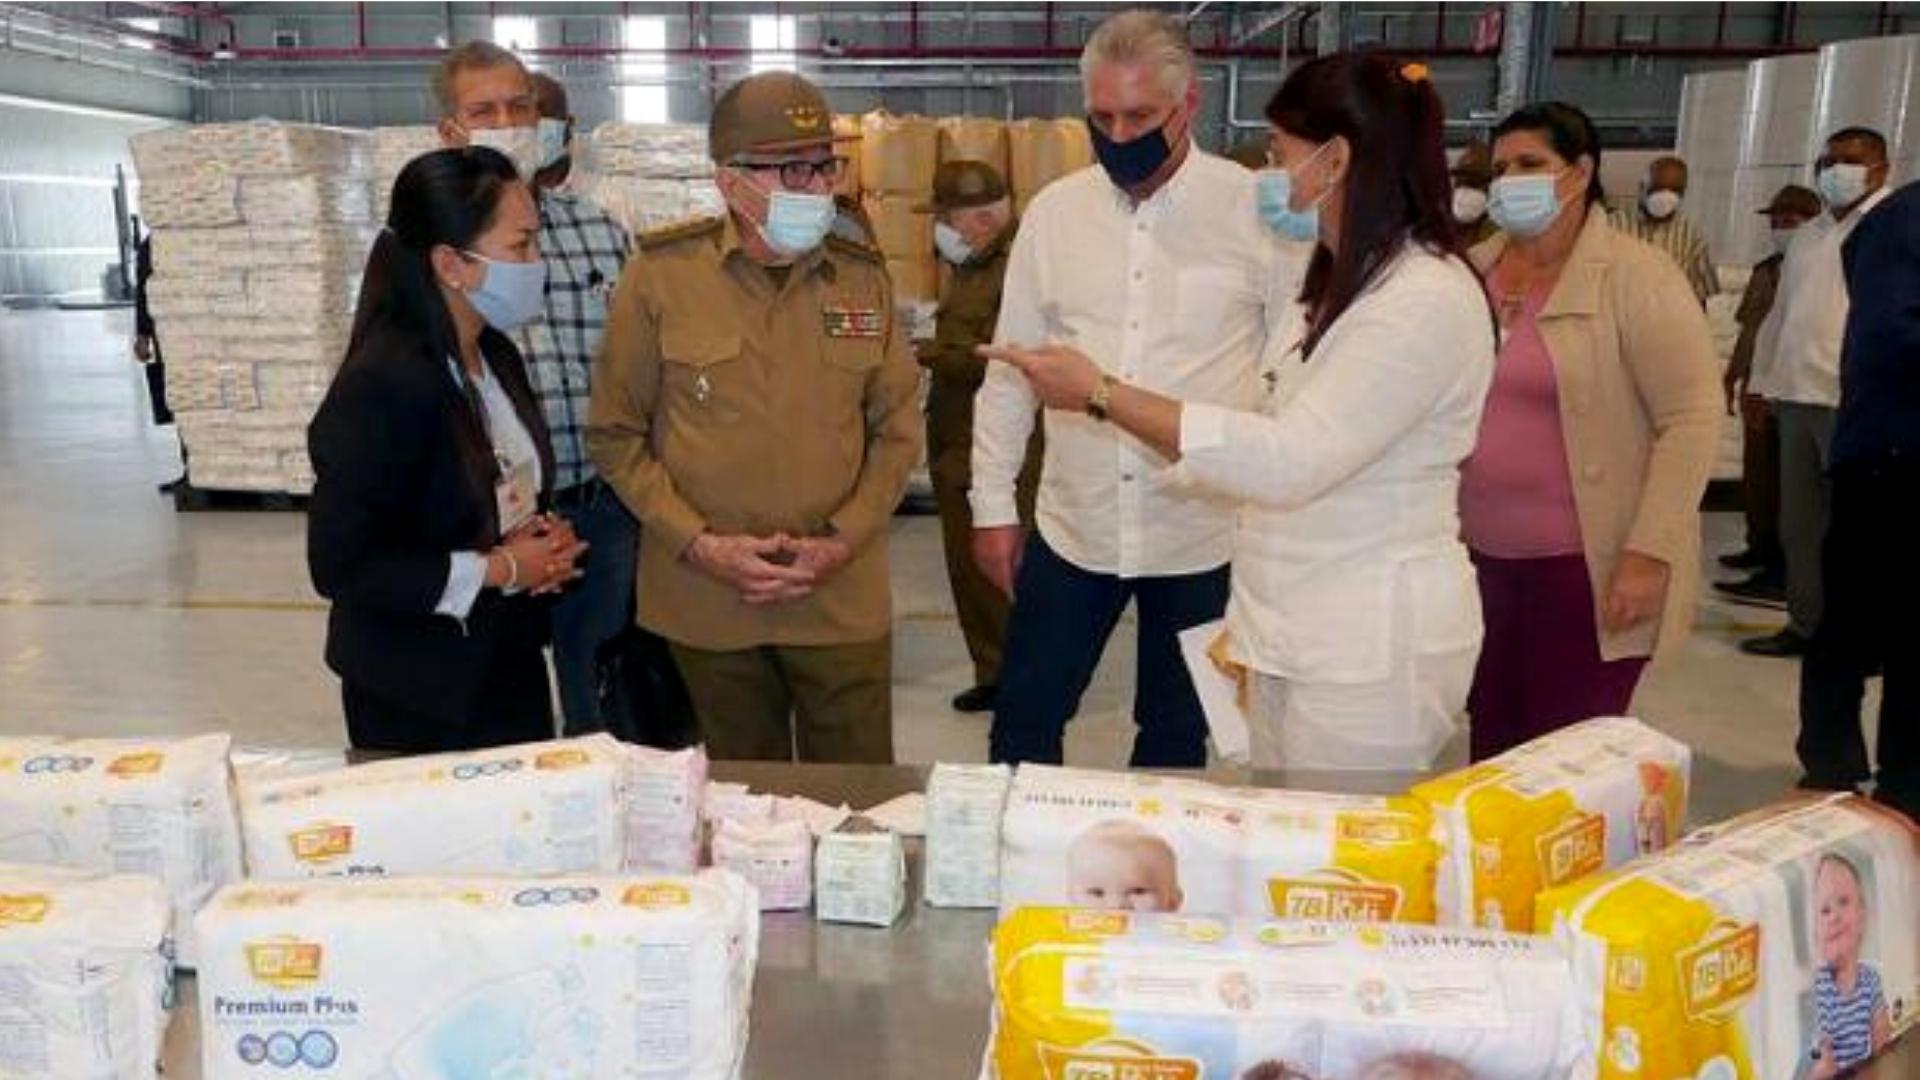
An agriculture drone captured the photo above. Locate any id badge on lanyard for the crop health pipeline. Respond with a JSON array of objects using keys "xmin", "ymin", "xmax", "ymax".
[{"xmin": 495, "ymin": 452, "xmax": 537, "ymax": 535}]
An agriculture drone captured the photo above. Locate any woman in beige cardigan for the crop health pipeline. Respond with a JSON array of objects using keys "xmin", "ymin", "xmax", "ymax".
[{"xmin": 1462, "ymin": 102, "xmax": 1721, "ymax": 760}]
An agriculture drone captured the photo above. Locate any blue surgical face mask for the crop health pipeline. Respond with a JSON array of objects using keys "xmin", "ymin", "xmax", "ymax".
[
  {"xmin": 1255, "ymin": 140, "xmax": 1334, "ymax": 243},
  {"xmin": 933, "ymin": 221, "xmax": 974, "ymax": 265},
  {"xmin": 536, "ymin": 117, "xmax": 569, "ymax": 170},
  {"xmin": 1816, "ymin": 163, "xmax": 1869, "ymax": 210},
  {"xmin": 756, "ymin": 189, "xmax": 836, "ymax": 257},
  {"xmin": 1487, "ymin": 171, "xmax": 1567, "ymax": 238},
  {"xmin": 460, "ymin": 251, "xmax": 548, "ymax": 331}
]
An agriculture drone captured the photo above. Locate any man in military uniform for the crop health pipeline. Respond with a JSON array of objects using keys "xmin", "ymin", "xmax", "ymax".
[
  {"xmin": 588, "ymin": 72, "xmax": 923, "ymax": 764},
  {"xmin": 915, "ymin": 160, "xmax": 1038, "ymax": 714}
]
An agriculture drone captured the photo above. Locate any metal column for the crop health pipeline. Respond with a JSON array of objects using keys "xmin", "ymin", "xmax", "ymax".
[
  {"xmin": 1315, "ymin": 1, "xmax": 1353, "ymax": 56},
  {"xmin": 1495, "ymin": 1, "xmax": 1557, "ymax": 115}
]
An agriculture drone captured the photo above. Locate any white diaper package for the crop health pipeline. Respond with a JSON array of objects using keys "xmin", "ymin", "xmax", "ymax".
[
  {"xmin": 621, "ymin": 744, "xmax": 708, "ymax": 875},
  {"xmin": 815, "ymin": 817, "xmax": 907, "ymax": 928},
  {"xmin": 1411, "ymin": 716, "xmax": 1691, "ymax": 933},
  {"xmin": 195, "ymin": 870, "xmax": 759, "ymax": 1080},
  {"xmin": 1539, "ymin": 795, "xmax": 1918, "ymax": 1080},
  {"xmin": 0, "ymin": 865, "xmax": 173, "ymax": 1080},
  {"xmin": 1000, "ymin": 766, "xmax": 1447, "ymax": 925},
  {"xmin": 712, "ymin": 817, "xmax": 814, "ymax": 912},
  {"xmin": 988, "ymin": 908, "xmax": 1591, "ymax": 1080},
  {"xmin": 704, "ymin": 783, "xmax": 777, "ymax": 831},
  {"xmin": 238, "ymin": 735, "xmax": 629, "ymax": 880},
  {"xmin": 924, "ymin": 763, "xmax": 1011, "ymax": 909},
  {"xmin": 0, "ymin": 733, "xmax": 242, "ymax": 967}
]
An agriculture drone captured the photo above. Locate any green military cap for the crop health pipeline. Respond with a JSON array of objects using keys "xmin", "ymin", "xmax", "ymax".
[
  {"xmin": 914, "ymin": 159, "xmax": 1010, "ymax": 213},
  {"xmin": 708, "ymin": 71, "xmax": 851, "ymax": 163},
  {"xmin": 1756, "ymin": 184, "xmax": 1821, "ymax": 218}
]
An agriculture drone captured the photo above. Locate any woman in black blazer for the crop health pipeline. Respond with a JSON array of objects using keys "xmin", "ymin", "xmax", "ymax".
[{"xmin": 309, "ymin": 147, "xmax": 588, "ymax": 752}]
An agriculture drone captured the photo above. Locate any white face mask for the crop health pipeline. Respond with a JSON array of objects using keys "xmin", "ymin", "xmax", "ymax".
[
  {"xmin": 933, "ymin": 221, "xmax": 974, "ymax": 265},
  {"xmin": 1452, "ymin": 186, "xmax": 1489, "ymax": 224},
  {"xmin": 1643, "ymin": 189, "xmax": 1683, "ymax": 220},
  {"xmin": 467, "ymin": 125, "xmax": 543, "ymax": 181}
]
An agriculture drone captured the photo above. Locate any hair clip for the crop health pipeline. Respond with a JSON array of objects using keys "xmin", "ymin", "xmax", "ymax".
[{"xmin": 1400, "ymin": 62, "xmax": 1431, "ymax": 84}]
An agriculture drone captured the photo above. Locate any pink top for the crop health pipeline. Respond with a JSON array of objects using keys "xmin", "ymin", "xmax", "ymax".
[{"xmin": 1459, "ymin": 283, "xmax": 1586, "ymax": 558}]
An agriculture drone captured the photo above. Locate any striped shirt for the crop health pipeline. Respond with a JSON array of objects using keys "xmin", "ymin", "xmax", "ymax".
[
  {"xmin": 1814, "ymin": 962, "xmax": 1884, "ymax": 1069},
  {"xmin": 1610, "ymin": 208, "xmax": 1720, "ymax": 306},
  {"xmin": 516, "ymin": 190, "xmax": 631, "ymax": 490}
]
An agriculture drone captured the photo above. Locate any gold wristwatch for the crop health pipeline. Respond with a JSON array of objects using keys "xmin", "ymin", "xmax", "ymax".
[{"xmin": 1086, "ymin": 374, "xmax": 1118, "ymax": 421}]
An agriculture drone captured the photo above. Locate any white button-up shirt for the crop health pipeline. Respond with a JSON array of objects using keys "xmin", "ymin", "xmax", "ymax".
[
  {"xmin": 1750, "ymin": 184, "xmax": 1892, "ymax": 407},
  {"xmin": 971, "ymin": 149, "xmax": 1299, "ymax": 577}
]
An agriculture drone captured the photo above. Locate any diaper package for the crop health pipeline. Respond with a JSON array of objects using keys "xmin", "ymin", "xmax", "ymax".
[
  {"xmin": 815, "ymin": 817, "xmax": 908, "ymax": 928},
  {"xmin": 1410, "ymin": 717, "xmax": 1690, "ymax": 933},
  {"xmin": 988, "ymin": 908, "xmax": 1590, "ymax": 1080},
  {"xmin": 238, "ymin": 735, "xmax": 629, "ymax": 880},
  {"xmin": 195, "ymin": 870, "xmax": 759, "ymax": 1080},
  {"xmin": 925, "ymin": 764, "xmax": 1012, "ymax": 908},
  {"xmin": 1000, "ymin": 766, "xmax": 1446, "ymax": 925},
  {"xmin": 0, "ymin": 865, "xmax": 173, "ymax": 1080},
  {"xmin": 1538, "ymin": 795, "xmax": 1918, "ymax": 1080},
  {"xmin": 0, "ymin": 733, "xmax": 243, "ymax": 967},
  {"xmin": 712, "ymin": 817, "xmax": 814, "ymax": 912},
  {"xmin": 622, "ymin": 744, "xmax": 708, "ymax": 875}
]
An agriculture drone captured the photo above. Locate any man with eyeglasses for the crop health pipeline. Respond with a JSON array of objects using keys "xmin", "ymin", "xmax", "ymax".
[{"xmin": 589, "ymin": 71, "xmax": 922, "ymax": 764}]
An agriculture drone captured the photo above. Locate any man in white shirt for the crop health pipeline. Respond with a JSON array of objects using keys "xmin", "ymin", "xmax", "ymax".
[
  {"xmin": 1743, "ymin": 127, "xmax": 1893, "ymax": 658},
  {"xmin": 970, "ymin": 9, "xmax": 1291, "ymax": 766}
]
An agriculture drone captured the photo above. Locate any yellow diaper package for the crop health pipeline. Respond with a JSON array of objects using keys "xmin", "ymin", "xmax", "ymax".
[
  {"xmin": 1410, "ymin": 717, "xmax": 1689, "ymax": 933},
  {"xmin": 1538, "ymin": 794, "xmax": 1917, "ymax": 1080},
  {"xmin": 987, "ymin": 908, "xmax": 1590, "ymax": 1080},
  {"xmin": 1000, "ymin": 766, "xmax": 1445, "ymax": 925}
]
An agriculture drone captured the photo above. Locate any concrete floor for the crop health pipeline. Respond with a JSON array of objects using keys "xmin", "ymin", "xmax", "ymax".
[{"xmin": 0, "ymin": 307, "xmax": 1874, "ymax": 823}]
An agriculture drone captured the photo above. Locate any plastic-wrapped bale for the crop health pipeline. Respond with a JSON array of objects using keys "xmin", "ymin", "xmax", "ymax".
[
  {"xmin": 131, "ymin": 120, "xmax": 366, "ymax": 178},
  {"xmin": 1008, "ymin": 118, "xmax": 1094, "ymax": 213},
  {"xmin": 587, "ymin": 122, "xmax": 714, "ymax": 178},
  {"xmin": 0, "ymin": 733, "xmax": 242, "ymax": 968},
  {"xmin": 833, "ymin": 113, "xmax": 864, "ymax": 199},
  {"xmin": 938, "ymin": 116, "xmax": 1010, "ymax": 178},
  {"xmin": 924, "ymin": 763, "xmax": 1012, "ymax": 908},
  {"xmin": 0, "ymin": 865, "xmax": 173, "ymax": 1079},
  {"xmin": 368, "ymin": 124, "xmax": 441, "ymax": 220},
  {"xmin": 988, "ymin": 909, "xmax": 1591, "ymax": 1080},
  {"xmin": 863, "ymin": 192, "xmax": 934, "ymax": 262},
  {"xmin": 585, "ymin": 175, "xmax": 724, "ymax": 237},
  {"xmin": 1538, "ymin": 794, "xmax": 1917, "ymax": 1080},
  {"xmin": 1410, "ymin": 716, "xmax": 1691, "ymax": 934},
  {"xmin": 885, "ymin": 257, "xmax": 941, "ymax": 305},
  {"xmin": 858, "ymin": 111, "xmax": 940, "ymax": 195},
  {"xmin": 237, "ymin": 736, "xmax": 632, "ymax": 881},
  {"xmin": 195, "ymin": 871, "xmax": 759, "ymax": 1080}
]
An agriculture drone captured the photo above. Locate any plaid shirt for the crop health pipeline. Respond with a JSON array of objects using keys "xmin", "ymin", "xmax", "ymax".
[
  {"xmin": 517, "ymin": 191, "xmax": 631, "ymax": 489},
  {"xmin": 1610, "ymin": 208, "xmax": 1721, "ymax": 306}
]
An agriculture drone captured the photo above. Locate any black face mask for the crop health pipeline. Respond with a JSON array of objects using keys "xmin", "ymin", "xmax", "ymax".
[{"xmin": 1087, "ymin": 113, "xmax": 1178, "ymax": 189}]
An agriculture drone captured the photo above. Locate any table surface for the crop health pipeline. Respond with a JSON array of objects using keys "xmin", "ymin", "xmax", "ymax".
[{"xmin": 163, "ymin": 761, "xmax": 1915, "ymax": 1079}]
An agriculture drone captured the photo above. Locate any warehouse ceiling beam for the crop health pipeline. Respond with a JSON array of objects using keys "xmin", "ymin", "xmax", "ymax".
[{"xmin": 1233, "ymin": 3, "xmax": 1308, "ymax": 47}]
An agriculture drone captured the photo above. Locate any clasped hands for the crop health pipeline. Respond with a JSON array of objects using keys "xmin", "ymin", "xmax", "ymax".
[
  {"xmin": 686, "ymin": 532, "xmax": 853, "ymax": 606},
  {"xmin": 488, "ymin": 515, "xmax": 589, "ymax": 596}
]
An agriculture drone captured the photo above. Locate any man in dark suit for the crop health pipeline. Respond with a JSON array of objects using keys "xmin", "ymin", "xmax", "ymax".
[
  {"xmin": 1796, "ymin": 178, "xmax": 1919, "ymax": 822},
  {"xmin": 131, "ymin": 216, "xmax": 193, "ymax": 498}
]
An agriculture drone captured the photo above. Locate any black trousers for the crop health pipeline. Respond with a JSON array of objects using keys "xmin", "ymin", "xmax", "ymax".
[
  {"xmin": 342, "ymin": 645, "xmax": 554, "ymax": 753},
  {"xmin": 1797, "ymin": 456, "xmax": 1918, "ymax": 819}
]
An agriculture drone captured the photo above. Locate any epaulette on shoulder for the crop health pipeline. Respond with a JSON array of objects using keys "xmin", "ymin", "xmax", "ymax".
[
  {"xmin": 637, "ymin": 214, "xmax": 724, "ymax": 251},
  {"xmin": 824, "ymin": 232, "xmax": 885, "ymax": 264}
]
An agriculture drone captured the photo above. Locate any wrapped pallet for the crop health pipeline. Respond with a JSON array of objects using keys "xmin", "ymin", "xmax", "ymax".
[
  {"xmin": 237, "ymin": 735, "xmax": 637, "ymax": 880},
  {"xmin": 886, "ymin": 257, "xmax": 942, "ymax": 304},
  {"xmin": 988, "ymin": 909, "xmax": 1591, "ymax": 1080},
  {"xmin": 0, "ymin": 733, "xmax": 243, "ymax": 968},
  {"xmin": 195, "ymin": 870, "xmax": 760, "ymax": 1080},
  {"xmin": 863, "ymin": 192, "xmax": 934, "ymax": 261},
  {"xmin": 938, "ymin": 116, "xmax": 1010, "ymax": 178},
  {"xmin": 833, "ymin": 113, "xmax": 864, "ymax": 200},
  {"xmin": 0, "ymin": 866, "xmax": 173, "ymax": 1079},
  {"xmin": 579, "ymin": 121, "xmax": 724, "ymax": 237},
  {"xmin": 368, "ymin": 124, "xmax": 440, "ymax": 222},
  {"xmin": 1008, "ymin": 117, "xmax": 1094, "ymax": 212},
  {"xmin": 858, "ymin": 111, "xmax": 941, "ymax": 195},
  {"xmin": 1538, "ymin": 795, "xmax": 1917, "ymax": 1080},
  {"xmin": 130, "ymin": 120, "xmax": 375, "ymax": 495},
  {"xmin": 1410, "ymin": 716, "xmax": 1690, "ymax": 933}
]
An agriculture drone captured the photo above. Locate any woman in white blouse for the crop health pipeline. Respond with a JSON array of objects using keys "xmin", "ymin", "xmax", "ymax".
[{"xmin": 987, "ymin": 53, "xmax": 1496, "ymax": 770}]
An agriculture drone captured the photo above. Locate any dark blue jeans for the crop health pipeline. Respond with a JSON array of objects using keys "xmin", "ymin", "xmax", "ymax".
[
  {"xmin": 551, "ymin": 479, "xmax": 638, "ymax": 736},
  {"xmin": 989, "ymin": 535, "xmax": 1230, "ymax": 767}
]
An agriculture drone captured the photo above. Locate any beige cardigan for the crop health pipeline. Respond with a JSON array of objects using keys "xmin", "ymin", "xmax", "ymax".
[{"xmin": 1471, "ymin": 211, "xmax": 1721, "ymax": 662}]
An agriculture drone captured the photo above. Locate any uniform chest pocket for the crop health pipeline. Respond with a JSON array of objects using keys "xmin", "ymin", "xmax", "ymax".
[
  {"xmin": 822, "ymin": 335, "xmax": 885, "ymax": 374},
  {"xmin": 661, "ymin": 328, "xmax": 745, "ymax": 424}
]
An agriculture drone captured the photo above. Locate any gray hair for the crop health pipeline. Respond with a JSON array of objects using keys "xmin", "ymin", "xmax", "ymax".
[
  {"xmin": 431, "ymin": 41, "xmax": 530, "ymax": 117},
  {"xmin": 1080, "ymin": 9, "xmax": 1197, "ymax": 99}
]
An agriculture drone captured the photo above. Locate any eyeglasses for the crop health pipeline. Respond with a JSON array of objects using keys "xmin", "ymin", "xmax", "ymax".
[{"xmin": 731, "ymin": 156, "xmax": 849, "ymax": 189}]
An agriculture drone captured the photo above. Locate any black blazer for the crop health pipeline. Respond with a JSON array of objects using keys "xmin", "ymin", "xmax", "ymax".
[{"xmin": 307, "ymin": 320, "xmax": 558, "ymax": 728}]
